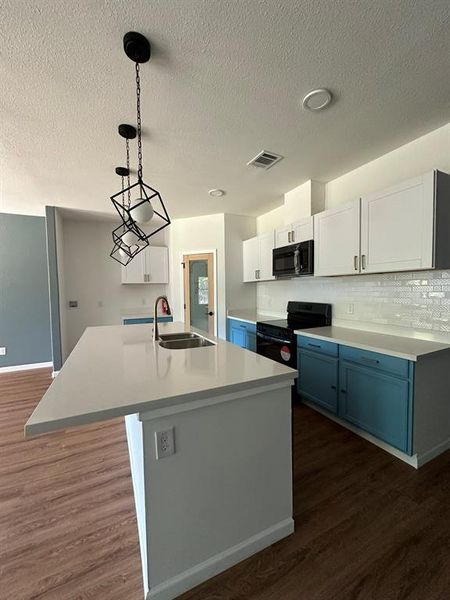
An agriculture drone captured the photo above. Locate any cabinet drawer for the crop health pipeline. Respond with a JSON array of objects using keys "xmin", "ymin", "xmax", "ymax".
[
  {"xmin": 297, "ymin": 335, "xmax": 338, "ymax": 357},
  {"xmin": 339, "ymin": 345, "xmax": 410, "ymax": 378},
  {"xmin": 228, "ymin": 319, "xmax": 256, "ymax": 334}
]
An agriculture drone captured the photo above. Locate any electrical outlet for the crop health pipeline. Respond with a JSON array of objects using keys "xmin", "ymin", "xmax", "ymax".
[
  {"xmin": 0, "ymin": 347, "xmax": 6, "ymax": 356},
  {"xmin": 155, "ymin": 427, "xmax": 175, "ymax": 459},
  {"xmin": 347, "ymin": 303, "xmax": 354, "ymax": 315},
  {"xmin": 68, "ymin": 300, "xmax": 78, "ymax": 308}
]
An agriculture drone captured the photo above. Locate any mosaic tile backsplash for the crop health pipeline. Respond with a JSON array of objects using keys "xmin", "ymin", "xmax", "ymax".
[{"xmin": 257, "ymin": 270, "xmax": 450, "ymax": 343}]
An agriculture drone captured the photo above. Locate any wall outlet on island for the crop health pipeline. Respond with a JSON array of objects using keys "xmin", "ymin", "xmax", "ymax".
[
  {"xmin": 0, "ymin": 347, "xmax": 6, "ymax": 356},
  {"xmin": 155, "ymin": 427, "xmax": 175, "ymax": 459}
]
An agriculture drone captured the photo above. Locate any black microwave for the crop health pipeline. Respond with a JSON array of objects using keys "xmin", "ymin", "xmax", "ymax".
[{"xmin": 272, "ymin": 241, "xmax": 314, "ymax": 277}]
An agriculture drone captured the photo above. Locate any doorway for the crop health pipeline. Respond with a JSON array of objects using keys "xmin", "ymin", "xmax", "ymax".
[{"xmin": 183, "ymin": 253, "xmax": 215, "ymax": 335}]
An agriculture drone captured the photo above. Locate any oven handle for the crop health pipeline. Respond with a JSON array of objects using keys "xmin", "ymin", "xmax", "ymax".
[{"xmin": 256, "ymin": 332, "xmax": 292, "ymax": 345}]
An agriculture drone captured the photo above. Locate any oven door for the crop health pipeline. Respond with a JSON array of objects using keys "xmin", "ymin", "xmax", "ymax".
[{"xmin": 256, "ymin": 332, "xmax": 296, "ymax": 368}]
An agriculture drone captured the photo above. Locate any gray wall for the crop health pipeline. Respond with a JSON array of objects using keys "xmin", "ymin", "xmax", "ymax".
[{"xmin": 0, "ymin": 213, "xmax": 52, "ymax": 367}]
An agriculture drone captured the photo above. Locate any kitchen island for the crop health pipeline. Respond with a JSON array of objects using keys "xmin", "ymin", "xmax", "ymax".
[{"xmin": 25, "ymin": 322, "xmax": 297, "ymax": 600}]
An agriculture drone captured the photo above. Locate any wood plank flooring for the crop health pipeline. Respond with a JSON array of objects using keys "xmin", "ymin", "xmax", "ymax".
[{"xmin": 1, "ymin": 369, "xmax": 449, "ymax": 599}]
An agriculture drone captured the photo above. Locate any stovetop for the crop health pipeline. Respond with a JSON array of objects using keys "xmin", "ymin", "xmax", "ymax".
[{"xmin": 257, "ymin": 302, "xmax": 332, "ymax": 335}]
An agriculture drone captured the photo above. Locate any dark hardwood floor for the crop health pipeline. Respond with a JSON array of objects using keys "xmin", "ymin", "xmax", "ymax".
[{"xmin": 1, "ymin": 369, "xmax": 449, "ymax": 599}]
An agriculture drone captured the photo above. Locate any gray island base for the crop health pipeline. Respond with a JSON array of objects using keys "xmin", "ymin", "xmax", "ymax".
[{"xmin": 25, "ymin": 322, "xmax": 297, "ymax": 599}]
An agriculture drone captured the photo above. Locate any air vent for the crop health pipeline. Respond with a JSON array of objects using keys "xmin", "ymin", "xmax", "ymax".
[{"xmin": 247, "ymin": 150, "xmax": 283, "ymax": 170}]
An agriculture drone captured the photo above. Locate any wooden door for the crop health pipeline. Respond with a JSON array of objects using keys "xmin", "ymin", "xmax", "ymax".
[
  {"xmin": 360, "ymin": 172, "xmax": 434, "ymax": 273},
  {"xmin": 183, "ymin": 253, "xmax": 215, "ymax": 335},
  {"xmin": 314, "ymin": 199, "xmax": 361, "ymax": 276}
]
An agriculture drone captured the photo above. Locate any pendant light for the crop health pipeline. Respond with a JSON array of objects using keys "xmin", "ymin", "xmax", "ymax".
[
  {"xmin": 110, "ymin": 32, "xmax": 170, "ymax": 252},
  {"xmin": 110, "ymin": 124, "xmax": 149, "ymax": 266}
]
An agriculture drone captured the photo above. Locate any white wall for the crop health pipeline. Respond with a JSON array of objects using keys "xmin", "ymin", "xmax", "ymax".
[
  {"xmin": 256, "ymin": 123, "xmax": 450, "ymax": 341},
  {"xmin": 61, "ymin": 217, "xmax": 168, "ymax": 358},
  {"xmin": 169, "ymin": 214, "xmax": 226, "ymax": 338},
  {"xmin": 224, "ymin": 214, "xmax": 257, "ymax": 314}
]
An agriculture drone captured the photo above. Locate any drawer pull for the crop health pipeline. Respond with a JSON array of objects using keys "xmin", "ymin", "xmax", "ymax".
[
  {"xmin": 308, "ymin": 343, "xmax": 321, "ymax": 348},
  {"xmin": 340, "ymin": 389, "xmax": 347, "ymax": 394},
  {"xmin": 331, "ymin": 385, "xmax": 337, "ymax": 390},
  {"xmin": 361, "ymin": 356, "xmax": 380, "ymax": 365}
]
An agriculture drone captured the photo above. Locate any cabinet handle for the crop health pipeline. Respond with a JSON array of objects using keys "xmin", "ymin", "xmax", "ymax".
[
  {"xmin": 340, "ymin": 389, "xmax": 347, "ymax": 394},
  {"xmin": 288, "ymin": 231, "xmax": 291, "ymax": 243},
  {"xmin": 307, "ymin": 343, "xmax": 321, "ymax": 348},
  {"xmin": 255, "ymin": 269, "xmax": 257, "ymax": 280},
  {"xmin": 257, "ymin": 269, "xmax": 260, "ymax": 279},
  {"xmin": 361, "ymin": 254, "xmax": 367, "ymax": 270},
  {"xmin": 361, "ymin": 356, "xmax": 379, "ymax": 365},
  {"xmin": 331, "ymin": 385, "xmax": 337, "ymax": 390},
  {"xmin": 291, "ymin": 230, "xmax": 295, "ymax": 242},
  {"xmin": 354, "ymin": 255, "xmax": 358, "ymax": 271}
]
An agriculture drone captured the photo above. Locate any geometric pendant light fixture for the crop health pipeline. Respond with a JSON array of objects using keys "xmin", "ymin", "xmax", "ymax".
[
  {"xmin": 110, "ymin": 124, "xmax": 149, "ymax": 266},
  {"xmin": 110, "ymin": 31, "xmax": 171, "ymax": 263}
]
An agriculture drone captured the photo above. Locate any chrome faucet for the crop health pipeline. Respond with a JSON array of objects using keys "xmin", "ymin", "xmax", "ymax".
[{"xmin": 153, "ymin": 296, "xmax": 172, "ymax": 342}]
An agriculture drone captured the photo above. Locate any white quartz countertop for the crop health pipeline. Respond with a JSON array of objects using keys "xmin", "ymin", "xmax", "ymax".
[
  {"xmin": 294, "ymin": 326, "xmax": 450, "ymax": 361},
  {"xmin": 25, "ymin": 322, "xmax": 296, "ymax": 436},
  {"xmin": 227, "ymin": 310, "xmax": 282, "ymax": 324}
]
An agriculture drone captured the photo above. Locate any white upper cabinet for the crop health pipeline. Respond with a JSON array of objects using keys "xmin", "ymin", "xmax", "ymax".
[
  {"xmin": 314, "ymin": 199, "xmax": 361, "ymax": 276},
  {"xmin": 243, "ymin": 231, "xmax": 275, "ymax": 282},
  {"xmin": 360, "ymin": 172, "xmax": 434, "ymax": 273},
  {"xmin": 121, "ymin": 246, "xmax": 169, "ymax": 284},
  {"xmin": 258, "ymin": 231, "xmax": 276, "ymax": 280},
  {"xmin": 275, "ymin": 217, "xmax": 314, "ymax": 248},
  {"xmin": 243, "ymin": 237, "xmax": 259, "ymax": 282}
]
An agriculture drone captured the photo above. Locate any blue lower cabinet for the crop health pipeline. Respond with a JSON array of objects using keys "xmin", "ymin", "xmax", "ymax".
[
  {"xmin": 339, "ymin": 361, "xmax": 412, "ymax": 454},
  {"xmin": 297, "ymin": 349, "xmax": 338, "ymax": 414},
  {"xmin": 123, "ymin": 316, "xmax": 173, "ymax": 325},
  {"xmin": 227, "ymin": 318, "xmax": 256, "ymax": 352}
]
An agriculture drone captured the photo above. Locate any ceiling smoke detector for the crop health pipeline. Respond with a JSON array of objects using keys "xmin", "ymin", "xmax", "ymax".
[
  {"xmin": 247, "ymin": 150, "xmax": 283, "ymax": 170},
  {"xmin": 208, "ymin": 189, "xmax": 225, "ymax": 197},
  {"xmin": 302, "ymin": 88, "xmax": 333, "ymax": 111}
]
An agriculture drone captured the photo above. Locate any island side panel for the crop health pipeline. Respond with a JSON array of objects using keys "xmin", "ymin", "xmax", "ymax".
[
  {"xmin": 124, "ymin": 414, "xmax": 149, "ymax": 596},
  {"xmin": 413, "ymin": 349, "xmax": 450, "ymax": 465},
  {"xmin": 140, "ymin": 383, "xmax": 294, "ymax": 599}
]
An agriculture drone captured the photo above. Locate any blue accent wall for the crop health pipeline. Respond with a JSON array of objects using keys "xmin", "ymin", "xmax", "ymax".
[{"xmin": 0, "ymin": 213, "xmax": 52, "ymax": 367}]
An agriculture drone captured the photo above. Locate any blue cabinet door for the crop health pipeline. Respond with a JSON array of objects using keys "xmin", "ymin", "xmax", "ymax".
[
  {"xmin": 297, "ymin": 349, "xmax": 338, "ymax": 413},
  {"xmin": 230, "ymin": 325, "xmax": 247, "ymax": 348},
  {"xmin": 246, "ymin": 331, "xmax": 257, "ymax": 352},
  {"xmin": 339, "ymin": 361, "xmax": 412, "ymax": 454}
]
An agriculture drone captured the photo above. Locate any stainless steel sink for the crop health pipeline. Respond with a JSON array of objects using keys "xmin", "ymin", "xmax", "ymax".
[
  {"xmin": 159, "ymin": 332, "xmax": 199, "ymax": 341},
  {"xmin": 159, "ymin": 337, "xmax": 215, "ymax": 350}
]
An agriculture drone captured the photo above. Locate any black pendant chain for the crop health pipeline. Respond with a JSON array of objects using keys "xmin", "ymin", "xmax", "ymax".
[
  {"xmin": 135, "ymin": 62, "xmax": 143, "ymax": 181},
  {"xmin": 126, "ymin": 137, "xmax": 131, "ymax": 209}
]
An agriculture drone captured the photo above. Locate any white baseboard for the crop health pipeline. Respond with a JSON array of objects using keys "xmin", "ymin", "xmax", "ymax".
[
  {"xmin": 146, "ymin": 518, "xmax": 294, "ymax": 600},
  {"xmin": 417, "ymin": 438, "xmax": 450, "ymax": 467},
  {"xmin": 52, "ymin": 370, "xmax": 60, "ymax": 378},
  {"xmin": 303, "ymin": 400, "xmax": 419, "ymax": 468},
  {"xmin": 0, "ymin": 361, "xmax": 53, "ymax": 374}
]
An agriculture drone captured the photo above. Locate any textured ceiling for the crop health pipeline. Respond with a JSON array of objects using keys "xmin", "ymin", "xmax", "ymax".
[{"xmin": 1, "ymin": 0, "xmax": 449, "ymax": 218}]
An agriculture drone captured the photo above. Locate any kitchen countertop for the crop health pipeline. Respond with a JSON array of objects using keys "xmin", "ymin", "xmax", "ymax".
[
  {"xmin": 295, "ymin": 326, "xmax": 450, "ymax": 361},
  {"xmin": 25, "ymin": 322, "xmax": 296, "ymax": 436},
  {"xmin": 227, "ymin": 309, "xmax": 283, "ymax": 324}
]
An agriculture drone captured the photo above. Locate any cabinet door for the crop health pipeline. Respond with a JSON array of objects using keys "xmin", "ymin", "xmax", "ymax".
[
  {"xmin": 339, "ymin": 361, "xmax": 411, "ymax": 453},
  {"xmin": 230, "ymin": 325, "xmax": 247, "ymax": 348},
  {"xmin": 246, "ymin": 331, "xmax": 256, "ymax": 352},
  {"xmin": 243, "ymin": 237, "xmax": 259, "ymax": 282},
  {"xmin": 314, "ymin": 199, "xmax": 361, "ymax": 276},
  {"xmin": 275, "ymin": 226, "xmax": 291, "ymax": 248},
  {"xmin": 298, "ymin": 349, "xmax": 338, "ymax": 413},
  {"xmin": 258, "ymin": 231, "xmax": 275, "ymax": 281},
  {"xmin": 121, "ymin": 250, "xmax": 146, "ymax": 284},
  {"xmin": 146, "ymin": 246, "xmax": 169, "ymax": 283},
  {"xmin": 291, "ymin": 217, "xmax": 314, "ymax": 243},
  {"xmin": 360, "ymin": 172, "xmax": 434, "ymax": 273}
]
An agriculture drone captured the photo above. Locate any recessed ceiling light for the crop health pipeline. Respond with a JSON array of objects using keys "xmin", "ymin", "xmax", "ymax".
[
  {"xmin": 208, "ymin": 189, "xmax": 225, "ymax": 197},
  {"xmin": 302, "ymin": 88, "xmax": 333, "ymax": 111}
]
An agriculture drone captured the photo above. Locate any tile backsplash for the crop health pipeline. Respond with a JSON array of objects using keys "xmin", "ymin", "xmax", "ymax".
[{"xmin": 257, "ymin": 270, "xmax": 450, "ymax": 343}]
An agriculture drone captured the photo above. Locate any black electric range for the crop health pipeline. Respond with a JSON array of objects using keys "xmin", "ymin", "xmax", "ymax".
[{"xmin": 256, "ymin": 301, "xmax": 332, "ymax": 369}]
